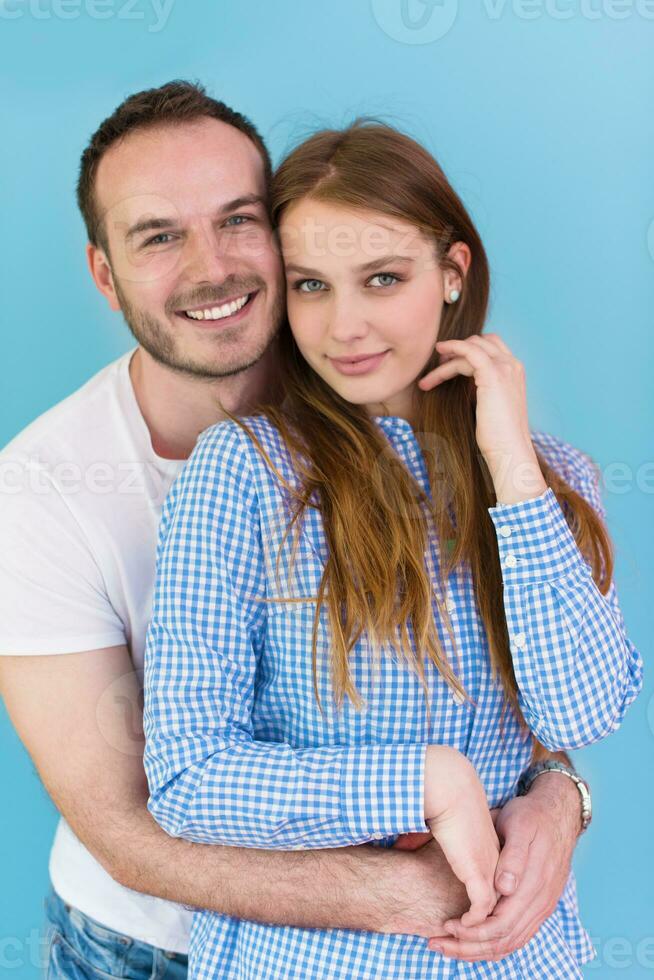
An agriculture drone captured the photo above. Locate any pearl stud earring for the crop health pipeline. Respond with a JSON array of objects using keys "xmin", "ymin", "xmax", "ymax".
[{"xmin": 448, "ymin": 289, "xmax": 460, "ymax": 303}]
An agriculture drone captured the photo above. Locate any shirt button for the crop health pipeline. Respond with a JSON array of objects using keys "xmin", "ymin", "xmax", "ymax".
[
  {"xmin": 498, "ymin": 525, "xmax": 512, "ymax": 538},
  {"xmin": 452, "ymin": 690, "xmax": 465, "ymax": 705},
  {"xmin": 372, "ymin": 832, "xmax": 385, "ymax": 840},
  {"xmin": 505, "ymin": 554, "xmax": 518, "ymax": 568},
  {"xmin": 445, "ymin": 598, "xmax": 456, "ymax": 613},
  {"xmin": 513, "ymin": 632, "xmax": 527, "ymax": 651}
]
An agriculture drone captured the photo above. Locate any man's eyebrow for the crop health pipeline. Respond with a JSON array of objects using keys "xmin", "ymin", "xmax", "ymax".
[
  {"xmin": 123, "ymin": 195, "xmax": 268, "ymax": 242},
  {"xmin": 219, "ymin": 194, "xmax": 267, "ymax": 215},
  {"xmin": 124, "ymin": 217, "xmax": 177, "ymax": 242},
  {"xmin": 284, "ymin": 255, "xmax": 415, "ymax": 276}
]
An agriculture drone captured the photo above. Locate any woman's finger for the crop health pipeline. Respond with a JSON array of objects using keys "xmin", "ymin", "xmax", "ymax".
[
  {"xmin": 435, "ymin": 337, "xmax": 486, "ymax": 355},
  {"xmin": 445, "ymin": 894, "xmax": 520, "ymax": 941},
  {"xmin": 435, "ymin": 339, "xmax": 494, "ymax": 374},
  {"xmin": 459, "ymin": 875, "xmax": 498, "ymax": 927},
  {"xmin": 443, "ymin": 902, "xmax": 539, "ymax": 947},
  {"xmin": 466, "ymin": 335, "xmax": 505, "ymax": 359},
  {"xmin": 418, "ymin": 357, "xmax": 474, "ymax": 390},
  {"xmin": 421, "ymin": 335, "xmax": 502, "ymax": 392}
]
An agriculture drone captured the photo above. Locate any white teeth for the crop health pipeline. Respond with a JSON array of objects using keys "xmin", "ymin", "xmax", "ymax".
[{"xmin": 185, "ymin": 294, "xmax": 250, "ymax": 321}]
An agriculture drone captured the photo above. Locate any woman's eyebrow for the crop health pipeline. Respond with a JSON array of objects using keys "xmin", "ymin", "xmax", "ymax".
[
  {"xmin": 284, "ymin": 263, "xmax": 323, "ymax": 276},
  {"xmin": 284, "ymin": 255, "xmax": 414, "ymax": 277},
  {"xmin": 355, "ymin": 254, "xmax": 414, "ymax": 273}
]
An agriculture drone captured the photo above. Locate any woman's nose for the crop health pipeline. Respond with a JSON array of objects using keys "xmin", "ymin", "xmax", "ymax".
[{"xmin": 327, "ymin": 299, "xmax": 370, "ymax": 345}]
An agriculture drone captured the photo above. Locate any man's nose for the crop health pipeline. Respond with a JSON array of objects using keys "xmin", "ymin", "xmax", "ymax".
[{"xmin": 183, "ymin": 218, "xmax": 230, "ymax": 283}]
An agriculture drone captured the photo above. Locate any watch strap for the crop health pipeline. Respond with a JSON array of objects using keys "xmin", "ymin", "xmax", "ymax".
[{"xmin": 517, "ymin": 760, "xmax": 592, "ymax": 832}]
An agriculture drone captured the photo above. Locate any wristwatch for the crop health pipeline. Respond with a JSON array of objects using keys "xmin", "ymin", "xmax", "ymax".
[{"xmin": 516, "ymin": 760, "xmax": 592, "ymax": 833}]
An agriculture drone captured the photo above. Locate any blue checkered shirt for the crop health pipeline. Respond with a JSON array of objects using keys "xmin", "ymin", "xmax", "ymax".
[{"xmin": 143, "ymin": 415, "xmax": 643, "ymax": 979}]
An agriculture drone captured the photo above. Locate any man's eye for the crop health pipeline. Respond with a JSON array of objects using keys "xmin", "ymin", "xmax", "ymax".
[
  {"xmin": 294, "ymin": 279, "xmax": 326, "ymax": 293},
  {"xmin": 368, "ymin": 273, "xmax": 400, "ymax": 288},
  {"xmin": 143, "ymin": 233, "xmax": 175, "ymax": 247},
  {"xmin": 225, "ymin": 215, "xmax": 252, "ymax": 227}
]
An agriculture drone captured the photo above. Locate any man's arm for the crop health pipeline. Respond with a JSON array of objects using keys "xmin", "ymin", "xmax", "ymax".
[{"xmin": 0, "ymin": 645, "xmax": 467, "ymax": 934}]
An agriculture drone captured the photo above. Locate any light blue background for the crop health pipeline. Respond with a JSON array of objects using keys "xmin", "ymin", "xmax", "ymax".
[{"xmin": 1, "ymin": 1, "xmax": 652, "ymax": 976}]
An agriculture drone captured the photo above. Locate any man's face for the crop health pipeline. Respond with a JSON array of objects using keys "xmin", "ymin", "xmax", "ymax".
[{"xmin": 94, "ymin": 118, "xmax": 285, "ymax": 380}]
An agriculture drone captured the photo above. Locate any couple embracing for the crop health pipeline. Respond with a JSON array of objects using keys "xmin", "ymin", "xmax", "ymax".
[{"xmin": 0, "ymin": 80, "xmax": 642, "ymax": 980}]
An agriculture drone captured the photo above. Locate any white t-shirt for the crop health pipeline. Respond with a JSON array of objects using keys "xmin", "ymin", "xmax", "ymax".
[{"xmin": 0, "ymin": 348, "xmax": 193, "ymax": 953}]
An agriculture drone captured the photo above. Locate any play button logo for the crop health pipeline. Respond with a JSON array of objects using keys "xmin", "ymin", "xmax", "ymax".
[{"xmin": 371, "ymin": 0, "xmax": 459, "ymax": 43}]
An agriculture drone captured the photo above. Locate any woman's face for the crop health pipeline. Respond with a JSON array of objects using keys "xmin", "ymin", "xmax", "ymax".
[{"xmin": 280, "ymin": 199, "xmax": 468, "ymax": 423}]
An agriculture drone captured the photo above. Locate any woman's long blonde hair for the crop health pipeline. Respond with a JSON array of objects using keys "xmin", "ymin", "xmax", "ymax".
[{"xmin": 225, "ymin": 121, "xmax": 613, "ymax": 759}]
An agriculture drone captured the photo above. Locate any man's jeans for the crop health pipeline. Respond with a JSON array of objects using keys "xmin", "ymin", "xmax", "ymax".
[{"xmin": 44, "ymin": 888, "xmax": 188, "ymax": 979}]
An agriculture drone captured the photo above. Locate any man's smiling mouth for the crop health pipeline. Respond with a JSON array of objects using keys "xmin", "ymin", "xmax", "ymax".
[{"xmin": 178, "ymin": 291, "xmax": 256, "ymax": 322}]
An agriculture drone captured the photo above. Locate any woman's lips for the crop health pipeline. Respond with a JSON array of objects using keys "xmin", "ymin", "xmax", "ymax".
[{"xmin": 328, "ymin": 350, "xmax": 389, "ymax": 376}]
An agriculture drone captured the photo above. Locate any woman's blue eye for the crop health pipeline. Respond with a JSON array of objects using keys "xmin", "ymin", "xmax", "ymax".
[
  {"xmin": 296, "ymin": 279, "xmax": 326, "ymax": 293},
  {"xmin": 369, "ymin": 273, "xmax": 399, "ymax": 287}
]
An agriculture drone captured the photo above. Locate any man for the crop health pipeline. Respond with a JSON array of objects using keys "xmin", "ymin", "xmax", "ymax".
[{"xmin": 0, "ymin": 81, "xmax": 591, "ymax": 978}]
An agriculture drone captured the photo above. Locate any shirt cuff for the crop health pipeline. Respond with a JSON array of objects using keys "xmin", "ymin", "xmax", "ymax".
[
  {"xmin": 340, "ymin": 743, "xmax": 429, "ymax": 841},
  {"xmin": 488, "ymin": 486, "xmax": 587, "ymax": 585}
]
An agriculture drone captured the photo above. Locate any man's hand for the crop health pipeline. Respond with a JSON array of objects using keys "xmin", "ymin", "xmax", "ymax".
[{"xmin": 422, "ymin": 772, "xmax": 581, "ymax": 961}]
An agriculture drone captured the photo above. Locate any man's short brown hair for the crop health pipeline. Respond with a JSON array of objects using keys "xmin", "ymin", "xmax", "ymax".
[{"xmin": 77, "ymin": 79, "xmax": 272, "ymax": 250}]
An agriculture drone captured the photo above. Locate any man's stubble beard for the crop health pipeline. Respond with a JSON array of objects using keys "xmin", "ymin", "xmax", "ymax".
[{"xmin": 113, "ymin": 274, "xmax": 286, "ymax": 382}]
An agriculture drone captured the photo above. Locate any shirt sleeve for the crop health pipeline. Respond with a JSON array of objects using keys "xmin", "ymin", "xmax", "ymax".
[
  {"xmin": 143, "ymin": 422, "xmax": 428, "ymax": 849},
  {"xmin": 0, "ymin": 456, "xmax": 126, "ymax": 655},
  {"xmin": 487, "ymin": 442, "xmax": 643, "ymax": 751}
]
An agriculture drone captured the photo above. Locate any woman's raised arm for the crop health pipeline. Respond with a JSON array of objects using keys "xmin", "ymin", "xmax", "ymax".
[{"xmin": 487, "ymin": 435, "xmax": 643, "ymax": 751}]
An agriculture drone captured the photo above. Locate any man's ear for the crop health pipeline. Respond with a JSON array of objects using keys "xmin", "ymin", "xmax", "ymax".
[{"xmin": 86, "ymin": 242, "xmax": 121, "ymax": 312}]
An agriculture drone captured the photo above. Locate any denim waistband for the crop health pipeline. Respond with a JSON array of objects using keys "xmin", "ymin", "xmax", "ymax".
[{"xmin": 45, "ymin": 887, "xmax": 188, "ymax": 976}]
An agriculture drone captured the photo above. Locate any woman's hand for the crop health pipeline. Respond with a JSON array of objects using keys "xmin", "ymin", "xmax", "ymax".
[
  {"xmin": 424, "ymin": 745, "xmax": 501, "ymax": 927},
  {"xmin": 417, "ymin": 333, "xmax": 547, "ymax": 504}
]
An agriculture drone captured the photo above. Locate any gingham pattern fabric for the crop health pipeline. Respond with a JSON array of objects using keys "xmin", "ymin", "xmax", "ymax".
[{"xmin": 143, "ymin": 416, "xmax": 643, "ymax": 980}]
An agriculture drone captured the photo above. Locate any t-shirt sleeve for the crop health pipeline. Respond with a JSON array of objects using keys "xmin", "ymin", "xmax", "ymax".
[{"xmin": 0, "ymin": 461, "xmax": 126, "ymax": 655}]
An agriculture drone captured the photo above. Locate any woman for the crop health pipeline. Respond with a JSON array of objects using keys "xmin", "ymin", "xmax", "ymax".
[{"xmin": 143, "ymin": 121, "xmax": 642, "ymax": 978}]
